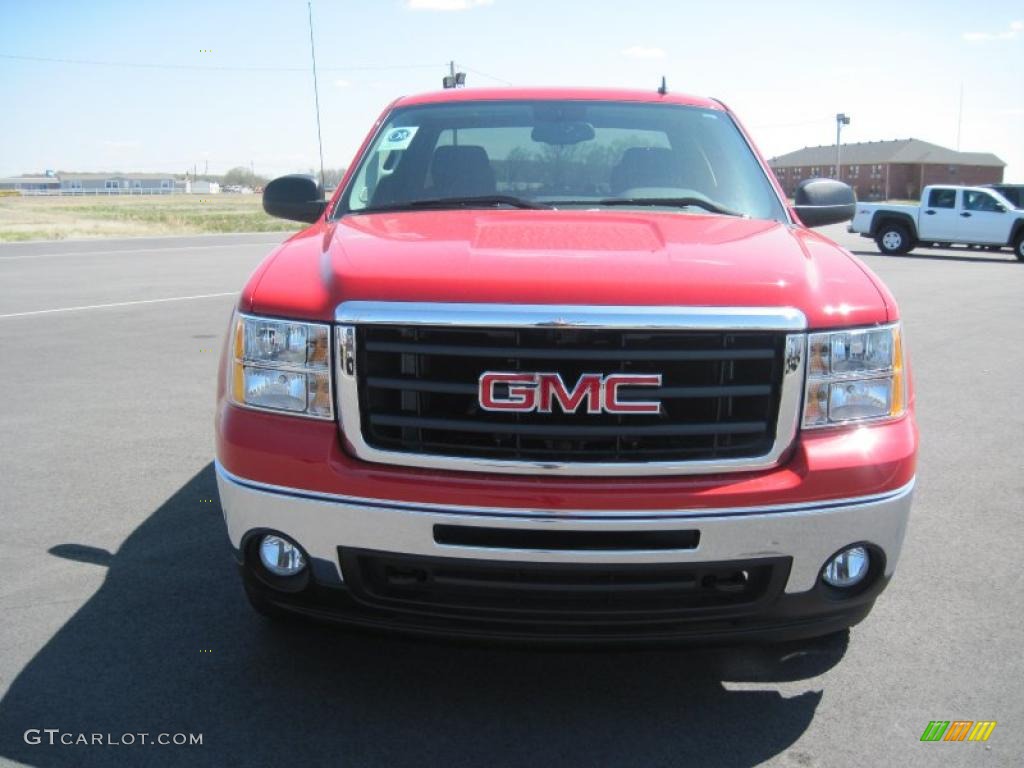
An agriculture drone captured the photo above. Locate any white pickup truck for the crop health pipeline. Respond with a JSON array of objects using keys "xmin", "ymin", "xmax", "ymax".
[{"xmin": 849, "ymin": 185, "xmax": 1024, "ymax": 260}]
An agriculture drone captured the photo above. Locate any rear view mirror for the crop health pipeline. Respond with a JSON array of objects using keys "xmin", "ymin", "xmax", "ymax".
[
  {"xmin": 263, "ymin": 175, "xmax": 326, "ymax": 224},
  {"xmin": 792, "ymin": 179, "xmax": 856, "ymax": 228},
  {"xmin": 531, "ymin": 121, "xmax": 596, "ymax": 146}
]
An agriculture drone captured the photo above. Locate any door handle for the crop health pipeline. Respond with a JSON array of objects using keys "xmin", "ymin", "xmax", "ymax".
[
  {"xmin": 924, "ymin": 210, "xmax": 936, "ymax": 215},
  {"xmin": 960, "ymin": 212, "xmax": 972, "ymax": 217}
]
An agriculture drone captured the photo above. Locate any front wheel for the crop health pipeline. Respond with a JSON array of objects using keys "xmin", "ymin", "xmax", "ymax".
[
  {"xmin": 876, "ymin": 223, "xmax": 913, "ymax": 255},
  {"xmin": 1014, "ymin": 234, "xmax": 1024, "ymax": 261}
]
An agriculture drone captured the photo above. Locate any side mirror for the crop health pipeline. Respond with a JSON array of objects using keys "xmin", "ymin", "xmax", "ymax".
[
  {"xmin": 793, "ymin": 179, "xmax": 856, "ymax": 228},
  {"xmin": 263, "ymin": 175, "xmax": 326, "ymax": 224}
]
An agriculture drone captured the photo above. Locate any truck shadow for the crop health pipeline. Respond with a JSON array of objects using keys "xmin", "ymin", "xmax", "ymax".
[
  {"xmin": 0, "ymin": 464, "xmax": 846, "ymax": 768},
  {"xmin": 851, "ymin": 248, "xmax": 1019, "ymax": 265}
]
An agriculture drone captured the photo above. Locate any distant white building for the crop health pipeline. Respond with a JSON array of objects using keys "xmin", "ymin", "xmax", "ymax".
[{"xmin": 188, "ymin": 180, "xmax": 221, "ymax": 194}]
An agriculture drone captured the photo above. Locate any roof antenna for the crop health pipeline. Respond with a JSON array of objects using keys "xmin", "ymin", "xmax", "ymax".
[{"xmin": 657, "ymin": 76, "xmax": 668, "ymax": 95}]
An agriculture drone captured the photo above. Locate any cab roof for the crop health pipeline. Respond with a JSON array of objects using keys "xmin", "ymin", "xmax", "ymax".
[{"xmin": 393, "ymin": 87, "xmax": 725, "ymax": 110}]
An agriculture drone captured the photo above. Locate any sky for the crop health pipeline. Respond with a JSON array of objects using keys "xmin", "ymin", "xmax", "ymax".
[{"xmin": 1, "ymin": 0, "xmax": 1022, "ymax": 180}]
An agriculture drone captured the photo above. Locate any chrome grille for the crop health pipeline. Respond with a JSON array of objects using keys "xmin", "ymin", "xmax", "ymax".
[{"xmin": 335, "ymin": 303, "xmax": 806, "ymax": 476}]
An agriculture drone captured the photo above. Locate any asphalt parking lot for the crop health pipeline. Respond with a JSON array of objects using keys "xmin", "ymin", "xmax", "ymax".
[{"xmin": 0, "ymin": 225, "xmax": 1021, "ymax": 767}]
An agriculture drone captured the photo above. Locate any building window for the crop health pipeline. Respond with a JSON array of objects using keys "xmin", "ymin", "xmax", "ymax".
[
  {"xmin": 161, "ymin": 179, "xmax": 172, "ymax": 189},
  {"xmin": 105, "ymin": 179, "xmax": 120, "ymax": 189},
  {"xmin": 69, "ymin": 180, "xmax": 82, "ymax": 190},
  {"xmin": 133, "ymin": 180, "xmax": 143, "ymax": 188}
]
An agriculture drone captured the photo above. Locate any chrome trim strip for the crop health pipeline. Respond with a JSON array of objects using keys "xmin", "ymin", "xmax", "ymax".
[
  {"xmin": 336, "ymin": 301, "xmax": 808, "ymax": 332},
  {"xmin": 215, "ymin": 460, "xmax": 916, "ymax": 521},
  {"xmin": 335, "ymin": 302, "xmax": 806, "ymax": 476}
]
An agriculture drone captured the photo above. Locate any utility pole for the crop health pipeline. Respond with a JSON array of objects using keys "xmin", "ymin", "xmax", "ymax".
[
  {"xmin": 835, "ymin": 113, "xmax": 850, "ymax": 180},
  {"xmin": 307, "ymin": 0, "xmax": 326, "ymax": 193}
]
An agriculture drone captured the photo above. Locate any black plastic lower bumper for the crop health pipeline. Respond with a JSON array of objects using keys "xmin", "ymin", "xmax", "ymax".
[{"xmin": 239, "ymin": 548, "xmax": 889, "ymax": 647}]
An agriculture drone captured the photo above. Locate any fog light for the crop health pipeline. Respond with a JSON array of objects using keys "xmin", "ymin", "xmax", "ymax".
[
  {"xmin": 822, "ymin": 545, "xmax": 870, "ymax": 588},
  {"xmin": 258, "ymin": 534, "xmax": 306, "ymax": 577}
]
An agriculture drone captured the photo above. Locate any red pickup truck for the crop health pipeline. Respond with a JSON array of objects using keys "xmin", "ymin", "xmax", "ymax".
[{"xmin": 215, "ymin": 87, "xmax": 916, "ymax": 644}]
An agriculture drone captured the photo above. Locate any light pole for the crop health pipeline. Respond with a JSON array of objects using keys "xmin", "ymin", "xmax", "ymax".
[
  {"xmin": 442, "ymin": 61, "xmax": 467, "ymax": 89},
  {"xmin": 835, "ymin": 113, "xmax": 850, "ymax": 180}
]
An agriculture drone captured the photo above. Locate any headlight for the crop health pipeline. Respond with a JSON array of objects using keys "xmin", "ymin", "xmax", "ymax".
[
  {"xmin": 802, "ymin": 323, "xmax": 905, "ymax": 428},
  {"xmin": 229, "ymin": 313, "xmax": 333, "ymax": 419}
]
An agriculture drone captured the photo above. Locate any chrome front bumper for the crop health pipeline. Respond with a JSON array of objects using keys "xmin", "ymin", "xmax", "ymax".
[{"xmin": 215, "ymin": 461, "xmax": 913, "ymax": 595}]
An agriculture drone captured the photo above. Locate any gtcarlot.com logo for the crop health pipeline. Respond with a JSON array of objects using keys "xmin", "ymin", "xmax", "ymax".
[{"xmin": 24, "ymin": 729, "xmax": 203, "ymax": 747}]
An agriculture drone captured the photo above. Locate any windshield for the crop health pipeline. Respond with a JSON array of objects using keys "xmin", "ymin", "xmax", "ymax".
[{"xmin": 336, "ymin": 100, "xmax": 787, "ymax": 221}]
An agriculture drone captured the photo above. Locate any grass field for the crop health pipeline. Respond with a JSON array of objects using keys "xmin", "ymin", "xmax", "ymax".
[{"xmin": 0, "ymin": 194, "xmax": 302, "ymax": 242}]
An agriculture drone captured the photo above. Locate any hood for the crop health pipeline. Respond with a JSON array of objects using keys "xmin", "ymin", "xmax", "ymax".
[{"xmin": 245, "ymin": 209, "xmax": 890, "ymax": 329}]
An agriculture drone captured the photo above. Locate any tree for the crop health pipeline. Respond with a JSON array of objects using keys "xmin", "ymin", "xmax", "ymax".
[
  {"xmin": 222, "ymin": 166, "xmax": 267, "ymax": 188},
  {"xmin": 306, "ymin": 167, "xmax": 348, "ymax": 188}
]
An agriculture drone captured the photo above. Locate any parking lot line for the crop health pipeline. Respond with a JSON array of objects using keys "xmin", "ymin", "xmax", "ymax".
[{"xmin": 0, "ymin": 292, "xmax": 237, "ymax": 319}]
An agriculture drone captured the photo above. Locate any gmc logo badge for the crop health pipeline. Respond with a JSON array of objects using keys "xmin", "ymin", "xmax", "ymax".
[{"xmin": 478, "ymin": 372, "xmax": 662, "ymax": 415}]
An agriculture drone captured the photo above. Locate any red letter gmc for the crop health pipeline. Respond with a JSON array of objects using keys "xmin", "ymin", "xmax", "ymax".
[{"xmin": 215, "ymin": 88, "xmax": 917, "ymax": 644}]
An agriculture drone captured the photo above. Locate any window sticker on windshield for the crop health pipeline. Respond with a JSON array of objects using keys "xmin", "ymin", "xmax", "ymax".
[{"xmin": 379, "ymin": 126, "xmax": 418, "ymax": 151}]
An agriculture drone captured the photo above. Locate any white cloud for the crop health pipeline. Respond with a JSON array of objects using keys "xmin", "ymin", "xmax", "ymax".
[
  {"xmin": 963, "ymin": 19, "xmax": 1022, "ymax": 42},
  {"xmin": 621, "ymin": 45, "xmax": 666, "ymax": 60},
  {"xmin": 405, "ymin": 0, "xmax": 493, "ymax": 10},
  {"xmin": 334, "ymin": 78, "xmax": 351, "ymax": 88},
  {"xmin": 101, "ymin": 139, "xmax": 141, "ymax": 149}
]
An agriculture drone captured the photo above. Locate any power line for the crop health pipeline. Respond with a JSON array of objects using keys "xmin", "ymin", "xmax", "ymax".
[
  {"xmin": 460, "ymin": 64, "xmax": 513, "ymax": 85},
  {"xmin": 748, "ymin": 116, "xmax": 835, "ymax": 130},
  {"xmin": 0, "ymin": 52, "xmax": 440, "ymax": 73}
]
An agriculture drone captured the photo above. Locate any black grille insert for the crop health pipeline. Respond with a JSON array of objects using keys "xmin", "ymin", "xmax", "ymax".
[
  {"xmin": 356, "ymin": 325, "xmax": 786, "ymax": 463},
  {"xmin": 433, "ymin": 525, "xmax": 700, "ymax": 551},
  {"xmin": 340, "ymin": 548, "xmax": 790, "ymax": 621}
]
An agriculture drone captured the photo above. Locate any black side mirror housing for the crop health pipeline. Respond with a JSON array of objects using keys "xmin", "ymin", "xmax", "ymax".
[
  {"xmin": 793, "ymin": 179, "xmax": 856, "ymax": 228},
  {"xmin": 263, "ymin": 175, "xmax": 327, "ymax": 224}
]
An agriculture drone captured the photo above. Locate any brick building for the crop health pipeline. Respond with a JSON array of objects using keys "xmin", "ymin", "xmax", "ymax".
[{"xmin": 768, "ymin": 139, "xmax": 1004, "ymax": 201}]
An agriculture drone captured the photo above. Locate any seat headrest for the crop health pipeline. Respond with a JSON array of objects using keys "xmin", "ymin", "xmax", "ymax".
[{"xmin": 431, "ymin": 145, "xmax": 496, "ymax": 197}]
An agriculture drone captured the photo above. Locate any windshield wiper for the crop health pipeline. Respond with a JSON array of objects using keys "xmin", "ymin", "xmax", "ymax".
[
  {"xmin": 589, "ymin": 197, "xmax": 744, "ymax": 217},
  {"xmin": 362, "ymin": 195, "xmax": 551, "ymax": 212}
]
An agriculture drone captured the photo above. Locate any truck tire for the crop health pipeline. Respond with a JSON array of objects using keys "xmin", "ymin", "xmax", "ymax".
[
  {"xmin": 876, "ymin": 223, "xmax": 913, "ymax": 255},
  {"xmin": 1014, "ymin": 234, "xmax": 1024, "ymax": 261}
]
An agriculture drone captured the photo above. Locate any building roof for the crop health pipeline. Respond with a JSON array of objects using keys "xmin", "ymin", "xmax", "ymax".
[
  {"xmin": 0, "ymin": 176, "xmax": 60, "ymax": 184},
  {"xmin": 769, "ymin": 139, "xmax": 1005, "ymax": 168},
  {"xmin": 58, "ymin": 172, "xmax": 179, "ymax": 180},
  {"xmin": 396, "ymin": 87, "xmax": 721, "ymax": 110}
]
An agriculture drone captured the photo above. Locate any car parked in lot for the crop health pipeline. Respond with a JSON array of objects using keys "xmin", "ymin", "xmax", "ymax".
[
  {"xmin": 215, "ymin": 87, "xmax": 917, "ymax": 644},
  {"xmin": 850, "ymin": 184, "xmax": 1024, "ymax": 259}
]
